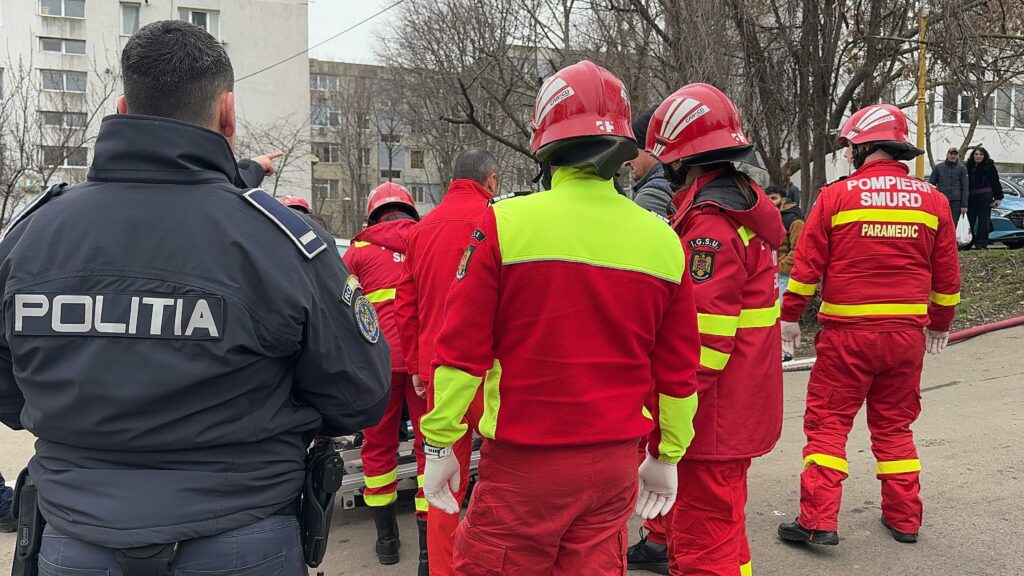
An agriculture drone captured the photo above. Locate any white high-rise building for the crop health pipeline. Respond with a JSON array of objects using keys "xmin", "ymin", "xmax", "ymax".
[{"xmin": 0, "ymin": 0, "xmax": 311, "ymax": 212}]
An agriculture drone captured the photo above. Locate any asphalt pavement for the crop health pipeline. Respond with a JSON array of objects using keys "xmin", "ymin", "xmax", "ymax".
[{"xmin": 2, "ymin": 326, "xmax": 1022, "ymax": 575}]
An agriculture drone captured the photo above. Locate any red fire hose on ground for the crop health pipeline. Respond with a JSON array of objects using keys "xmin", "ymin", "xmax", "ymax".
[{"xmin": 783, "ymin": 315, "xmax": 1024, "ymax": 372}]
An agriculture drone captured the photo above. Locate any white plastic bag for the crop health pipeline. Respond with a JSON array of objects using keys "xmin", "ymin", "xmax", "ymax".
[{"xmin": 956, "ymin": 214, "xmax": 972, "ymax": 246}]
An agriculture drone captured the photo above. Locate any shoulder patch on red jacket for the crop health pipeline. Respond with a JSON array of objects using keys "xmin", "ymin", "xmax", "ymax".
[
  {"xmin": 456, "ymin": 245, "xmax": 477, "ymax": 280},
  {"xmin": 688, "ymin": 237, "xmax": 723, "ymax": 252},
  {"xmin": 690, "ymin": 250, "xmax": 716, "ymax": 283}
]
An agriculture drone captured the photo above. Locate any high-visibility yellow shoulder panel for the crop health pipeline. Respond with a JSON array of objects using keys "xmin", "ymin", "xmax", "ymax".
[{"xmin": 493, "ymin": 168, "xmax": 684, "ymax": 283}]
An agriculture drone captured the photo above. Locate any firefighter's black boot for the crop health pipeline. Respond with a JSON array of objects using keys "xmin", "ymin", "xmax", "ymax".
[
  {"xmin": 777, "ymin": 519, "xmax": 839, "ymax": 546},
  {"xmin": 625, "ymin": 529, "xmax": 669, "ymax": 575},
  {"xmin": 417, "ymin": 518, "xmax": 429, "ymax": 576},
  {"xmin": 881, "ymin": 517, "xmax": 918, "ymax": 544},
  {"xmin": 371, "ymin": 503, "xmax": 401, "ymax": 564}
]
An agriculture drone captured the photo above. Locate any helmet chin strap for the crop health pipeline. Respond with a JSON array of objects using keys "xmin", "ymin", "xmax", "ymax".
[{"xmin": 851, "ymin": 143, "xmax": 876, "ymax": 170}]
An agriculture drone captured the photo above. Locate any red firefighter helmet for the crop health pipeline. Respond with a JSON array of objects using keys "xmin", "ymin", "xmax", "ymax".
[
  {"xmin": 837, "ymin": 103, "xmax": 922, "ymax": 160},
  {"xmin": 280, "ymin": 195, "xmax": 311, "ymax": 213},
  {"xmin": 530, "ymin": 60, "xmax": 637, "ymax": 179},
  {"xmin": 647, "ymin": 83, "xmax": 756, "ymax": 167},
  {"xmin": 366, "ymin": 182, "xmax": 418, "ymax": 224}
]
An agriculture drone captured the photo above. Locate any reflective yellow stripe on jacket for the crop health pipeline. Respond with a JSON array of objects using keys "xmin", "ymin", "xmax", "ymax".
[
  {"xmin": 819, "ymin": 302, "xmax": 928, "ymax": 317},
  {"xmin": 929, "ymin": 291, "xmax": 960, "ymax": 306},
  {"xmin": 831, "ymin": 209, "xmax": 938, "ymax": 230},
  {"xmin": 365, "ymin": 288, "xmax": 396, "ymax": 303},
  {"xmin": 696, "ymin": 300, "xmax": 779, "ymax": 368}
]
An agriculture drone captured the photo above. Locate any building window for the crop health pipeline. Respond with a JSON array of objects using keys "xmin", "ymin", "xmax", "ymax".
[
  {"xmin": 310, "ymin": 74, "xmax": 340, "ymax": 91},
  {"xmin": 41, "ymin": 146, "xmax": 87, "ymax": 167},
  {"xmin": 40, "ymin": 111, "xmax": 88, "ymax": 128},
  {"xmin": 39, "ymin": 37, "xmax": 87, "ymax": 55},
  {"xmin": 41, "ymin": 70, "xmax": 87, "ymax": 93},
  {"xmin": 943, "ymin": 84, "xmax": 1021, "ymax": 129},
  {"xmin": 409, "ymin": 185, "xmax": 425, "ymax": 202},
  {"xmin": 313, "ymin": 179, "xmax": 340, "ymax": 200},
  {"xmin": 121, "ymin": 3, "xmax": 140, "ymax": 36},
  {"xmin": 380, "ymin": 133, "xmax": 402, "ymax": 145},
  {"xmin": 380, "ymin": 169, "xmax": 402, "ymax": 180},
  {"xmin": 178, "ymin": 8, "xmax": 219, "ymax": 39},
  {"xmin": 410, "ymin": 150, "xmax": 425, "ymax": 170},
  {"xmin": 357, "ymin": 113, "xmax": 371, "ymax": 131},
  {"xmin": 39, "ymin": 0, "xmax": 85, "ymax": 18},
  {"xmin": 313, "ymin": 143, "xmax": 341, "ymax": 164},
  {"xmin": 311, "ymin": 106, "xmax": 341, "ymax": 127},
  {"xmin": 360, "ymin": 148, "xmax": 371, "ymax": 167}
]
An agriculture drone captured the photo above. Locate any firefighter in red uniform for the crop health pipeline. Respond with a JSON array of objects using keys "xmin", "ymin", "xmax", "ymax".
[
  {"xmin": 342, "ymin": 182, "xmax": 426, "ymax": 568},
  {"xmin": 395, "ymin": 149, "xmax": 499, "ymax": 576},
  {"xmin": 418, "ymin": 60, "xmax": 700, "ymax": 576},
  {"xmin": 632, "ymin": 84, "xmax": 785, "ymax": 576},
  {"xmin": 777, "ymin": 104, "xmax": 960, "ymax": 546}
]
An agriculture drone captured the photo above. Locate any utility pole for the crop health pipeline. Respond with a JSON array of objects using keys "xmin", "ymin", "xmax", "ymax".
[{"xmin": 915, "ymin": 11, "xmax": 927, "ymax": 178}]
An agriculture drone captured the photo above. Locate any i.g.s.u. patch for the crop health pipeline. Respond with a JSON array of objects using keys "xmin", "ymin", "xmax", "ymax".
[
  {"xmin": 690, "ymin": 250, "xmax": 716, "ymax": 283},
  {"xmin": 354, "ymin": 296, "xmax": 380, "ymax": 343},
  {"xmin": 688, "ymin": 237, "xmax": 723, "ymax": 251},
  {"xmin": 341, "ymin": 275, "xmax": 361, "ymax": 307},
  {"xmin": 456, "ymin": 245, "xmax": 477, "ymax": 280}
]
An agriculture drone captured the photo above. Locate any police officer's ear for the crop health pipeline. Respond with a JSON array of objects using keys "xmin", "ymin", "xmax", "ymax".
[
  {"xmin": 215, "ymin": 91, "xmax": 237, "ymax": 148},
  {"xmin": 116, "ymin": 95, "xmax": 128, "ymax": 115}
]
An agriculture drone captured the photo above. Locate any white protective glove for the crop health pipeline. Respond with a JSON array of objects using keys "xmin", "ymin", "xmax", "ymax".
[
  {"xmin": 781, "ymin": 321, "xmax": 802, "ymax": 353},
  {"xmin": 422, "ymin": 448, "xmax": 461, "ymax": 514},
  {"xmin": 635, "ymin": 454, "xmax": 677, "ymax": 520},
  {"xmin": 925, "ymin": 329, "xmax": 949, "ymax": 355}
]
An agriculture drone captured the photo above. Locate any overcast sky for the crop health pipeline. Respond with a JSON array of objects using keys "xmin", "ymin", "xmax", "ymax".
[{"xmin": 308, "ymin": 0, "xmax": 391, "ymax": 64}]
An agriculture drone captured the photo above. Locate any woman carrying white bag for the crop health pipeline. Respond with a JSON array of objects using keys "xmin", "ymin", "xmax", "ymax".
[{"xmin": 956, "ymin": 212, "xmax": 973, "ymax": 247}]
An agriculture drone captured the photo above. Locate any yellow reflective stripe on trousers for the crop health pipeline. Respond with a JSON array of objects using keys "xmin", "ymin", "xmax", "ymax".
[
  {"xmin": 415, "ymin": 475, "xmax": 428, "ymax": 512},
  {"xmin": 929, "ymin": 291, "xmax": 960, "ymax": 306},
  {"xmin": 697, "ymin": 313, "xmax": 739, "ymax": 337},
  {"xmin": 736, "ymin": 225, "xmax": 756, "ymax": 247},
  {"xmin": 657, "ymin": 391, "xmax": 698, "ymax": 464},
  {"xmin": 364, "ymin": 288, "xmax": 397, "ymax": 303},
  {"xmin": 478, "ymin": 359, "xmax": 502, "ymax": 440},
  {"xmin": 699, "ymin": 346, "xmax": 730, "ymax": 371},
  {"xmin": 786, "ymin": 278, "xmax": 817, "ymax": 296},
  {"xmin": 364, "ymin": 492, "xmax": 398, "ymax": 507},
  {"xmin": 820, "ymin": 301, "xmax": 928, "ymax": 317},
  {"xmin": 364, "ymin": 469, "xmax": 397, "ymax": 489},
  {"xmin": 740, "ymin": 561, "xmax": 752, "ymax": 576},
  {"xmin": 737, "ymin": 299, "xmax": 780, "ymax": 328},
  {"xmin": 803, "ymin": 453, "xmax": 849, "ymax": 474},
  {"xmin": 876, "ymin": 459, "xmax": 921, "ymax": 475},
  {"xmin": 831, "ymin": 209, "xmax": 939, "ymax": 230}
]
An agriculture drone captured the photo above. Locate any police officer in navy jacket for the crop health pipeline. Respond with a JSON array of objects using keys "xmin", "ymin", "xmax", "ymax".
[{"xmin": 0, "ymin": 20, "xmax": 389, "ymax": 575}]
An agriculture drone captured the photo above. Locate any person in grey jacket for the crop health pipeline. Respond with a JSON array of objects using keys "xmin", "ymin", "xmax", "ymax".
[
  {"xmin": 928, "ymin": 147, "xmax": 969, "ymax": 222},
  {"xmin": 626, "ymin": 106, "xmax": 675, "ymax": 220}
]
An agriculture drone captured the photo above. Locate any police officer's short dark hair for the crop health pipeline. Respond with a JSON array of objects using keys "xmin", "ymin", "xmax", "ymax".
[
  {"xmin": 121, "ymin": 20, "xmax": 234, "ymax": 126},
  {"xmin": 453, "ymin": 149, "xmax": 498, "ymax": 185}
]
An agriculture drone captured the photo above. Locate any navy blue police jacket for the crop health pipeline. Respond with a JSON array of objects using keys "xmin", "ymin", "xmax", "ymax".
[{"xmin": 0, "ymin": 115, "xmax": 391, "ymax": 548}]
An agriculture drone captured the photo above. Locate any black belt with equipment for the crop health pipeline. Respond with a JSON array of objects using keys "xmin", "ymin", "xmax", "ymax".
[{"xmin": 9, "ymin": 440, "xmax": 345, "ymax": 576}]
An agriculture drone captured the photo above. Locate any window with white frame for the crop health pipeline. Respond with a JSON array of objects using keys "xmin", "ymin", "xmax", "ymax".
[
  {"xmin": 942, "ymin": 84, "xmax": 1023, "ymax": 129},
  {"xmin": 39, "ymin": 37, "xmax": 87, "ymax": 55},
  {"xmin": 41, "ymin": 146, "xmax": 87, "ymax": 167},
  {"xmin": 41, "ymin": 70, "xmax": 87, "ymax": 93},
  {"xmin": 357, "ymin": 113, "xmax": 371, "ymax": 131},
  {"xmin": 313, "ymin": 179, "xmax": 340, "ymax": 200},
  {"xmin": 310, "ymin": 74, "xmax": 340, "ymax": 92},
  {"xmin": 179, "ymin": 8, "xmax": 219, "ymax": 39},
  {"xmin": 380, "ymin": 169, "xmax": 401, "ymax": 179},
  {"xmin": 39, "ymin": 0, "xmax": 84, "ymax": 18},
  {"xmin": 121, "ymin": 3, "xmax": 140, "ymax": 36},
  {"xmin": 313, "ymin": 143, "xmax": 341, "ymax": 164},
  {"xmin": 311, "ymin": 106, "xmax": 342, "ymax": 127},
  {"xmin": 40, "ymin": 111, "xmax": 88, "ymax": 129}
]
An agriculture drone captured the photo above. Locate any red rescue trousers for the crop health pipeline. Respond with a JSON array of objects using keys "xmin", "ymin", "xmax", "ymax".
[
  {"xmin": 799, "ymin": 328, "xmax": 924, "ymax": 534},
  {"xmin": 453, "ymin": 439, "xmax": 638, "ymax": 576},
  {"xmin": 361, "ymin": 372, "xmax": 428, "ymax": 518},
  {"xmin": 427, "ymin": 385, "xmax": 483, "ymax": 576}
]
